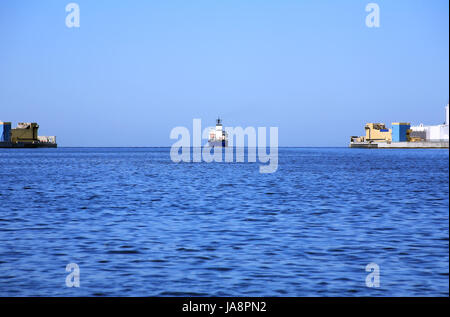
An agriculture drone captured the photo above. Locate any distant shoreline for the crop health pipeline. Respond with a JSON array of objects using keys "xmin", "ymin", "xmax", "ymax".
[
  {"xmin": 29, "ymin": 146, "xmax": 351, "ymax": 149},
  {"xmin": 2, "ymin": 146, "xmax": 448, "ymax": 150}
]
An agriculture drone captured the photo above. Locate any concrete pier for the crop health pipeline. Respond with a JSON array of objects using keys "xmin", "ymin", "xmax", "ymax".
[{"xmin": 350, "ymin": 141, "xmax": 449, "ymax": 149}]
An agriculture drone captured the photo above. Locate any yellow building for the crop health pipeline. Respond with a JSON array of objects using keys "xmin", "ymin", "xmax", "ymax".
[{"xmin": 364, "ymin": 123, "xmax": 392, "ymax": 142}]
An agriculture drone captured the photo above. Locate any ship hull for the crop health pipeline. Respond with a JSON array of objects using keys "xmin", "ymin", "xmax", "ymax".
[{"xmin": 208, "ymin": 140, "xmax": 228, "ymax": 147}]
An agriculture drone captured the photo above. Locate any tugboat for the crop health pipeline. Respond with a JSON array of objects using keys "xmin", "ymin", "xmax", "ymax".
[{"xmin": 208, "ymin": 117, "xmax": 228, "ymax": 147}]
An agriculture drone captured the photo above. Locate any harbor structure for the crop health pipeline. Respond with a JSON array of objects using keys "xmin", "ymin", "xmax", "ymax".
[
  {"xmin": 392, "ymin": 123, "xmax": 411, "ymax": 142},
  {"xmin": 350, "ymin": 104, "xmax": 449, "ymax": 148},
  {"xmin": 409, "ymin": 104, "xmax": 449, "ymax": 142},
  {"xmin": 366, "ymin": 123, "xmax": 392, "ymax": 142},
  {"xmin": 0, "ymin": 121, "xmax": 57, "ymax": 148},
  {"xmin": 0, "ymin": 121, "xmax": 11, "ymax": 143}
]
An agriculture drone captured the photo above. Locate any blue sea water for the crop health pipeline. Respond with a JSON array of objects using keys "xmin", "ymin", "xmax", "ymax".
[{"xmin": 0, "ymin": 147, "xmax": 448, "ymax": 297}]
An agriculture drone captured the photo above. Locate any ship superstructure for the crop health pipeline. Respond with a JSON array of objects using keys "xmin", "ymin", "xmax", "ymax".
[{"xmin": 208, "ymin": 118, "xmax": 228, "ymax": 147}]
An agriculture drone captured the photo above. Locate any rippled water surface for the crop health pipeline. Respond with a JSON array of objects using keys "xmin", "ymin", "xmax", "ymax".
[{"xmin": 0, "ymin": 148, "xmax": 448, "ymax": 296}]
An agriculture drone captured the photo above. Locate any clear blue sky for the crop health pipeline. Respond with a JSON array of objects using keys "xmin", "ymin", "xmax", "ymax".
[{"xmin": 0, "ymin": 0, "xmax": 448, "ymax": 146}]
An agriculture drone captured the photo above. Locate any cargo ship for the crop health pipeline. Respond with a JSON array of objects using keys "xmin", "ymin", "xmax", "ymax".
[
  {"xmin": 0, "ymin": 122, "xmax": 57, "ymax": 148},
  {"xmin": 349, "ymin": 104, "xmax": 449, "ymax": 148},
  {"xmin": 208, "ymin": 118, "xmax": 228, "ymax": 147}
]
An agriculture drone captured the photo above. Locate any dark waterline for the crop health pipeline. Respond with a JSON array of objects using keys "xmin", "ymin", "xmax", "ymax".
[{"xmin": 0, "ymin": 148, "xmax": 448, "ymax": 296}]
